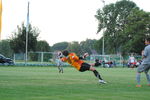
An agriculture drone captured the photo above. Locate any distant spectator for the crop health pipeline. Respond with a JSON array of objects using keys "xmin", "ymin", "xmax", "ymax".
[
  {"xmin": 92, "ymin": 59, "xmax": 101, "ymax": 67},
  {"xmin": 128, "ymin": 54, "xmax": 137, "ymax": 68},
  {"xmin": 102, "ymin": 60, "xmax": 105, "ymax": 68},
  {"xmin": 122, "ymin": 60, "xmax": 126, "ymax": 68}
]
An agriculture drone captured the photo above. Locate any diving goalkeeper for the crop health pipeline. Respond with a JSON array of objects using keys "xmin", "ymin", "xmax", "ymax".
[{"xmin": 60, "ymin": 50, "xmax": 107, "ymax": 84}]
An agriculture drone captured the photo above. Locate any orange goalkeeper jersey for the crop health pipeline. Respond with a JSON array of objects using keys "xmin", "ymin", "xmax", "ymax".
[{"xmin": 61, "ymin": 53, "xmax": 84, "ymax": 70}]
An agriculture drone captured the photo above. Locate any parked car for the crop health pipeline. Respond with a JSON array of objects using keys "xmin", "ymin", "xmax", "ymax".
[{"xmin": 0, "ymin": 54, "xmax": 14, "ymax": 65}]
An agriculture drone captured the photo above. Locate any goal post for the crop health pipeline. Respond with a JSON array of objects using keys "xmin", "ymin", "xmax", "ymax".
[{"xmin": 14, "ymin": 52, "xmax": 56, "ymax": 65}]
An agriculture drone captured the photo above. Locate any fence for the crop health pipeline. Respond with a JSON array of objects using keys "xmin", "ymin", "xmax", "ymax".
[
  {"xmin": 90, "ymin": 54, "xmax": 123, "ymax": 66},
  {"xmin": 13, "ymin": 52, "xmax": 56, "ymax": 66},
  {"xmin": 13, "ymin": 52, "xmax": 142, "ymax": 67}
]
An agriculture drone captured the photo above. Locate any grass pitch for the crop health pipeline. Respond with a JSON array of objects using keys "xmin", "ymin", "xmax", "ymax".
[{"xmin": 0, "ymin": 66, "xmax": 150, "ymax": 100}]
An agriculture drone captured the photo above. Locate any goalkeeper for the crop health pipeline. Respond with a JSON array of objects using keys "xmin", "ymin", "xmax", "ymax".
[{"xmin": 59, "ymin": 50, "xmax": 107, "ymax": 84}]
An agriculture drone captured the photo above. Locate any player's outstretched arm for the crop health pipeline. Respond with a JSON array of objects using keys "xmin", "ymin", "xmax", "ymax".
[{"xmin": 79, "ymin": 53, "xmax": 89, "ymax": 60}]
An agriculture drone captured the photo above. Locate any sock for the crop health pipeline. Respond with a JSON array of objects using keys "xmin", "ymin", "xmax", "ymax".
[
  {"xmin": 58, "ymin": 67, "xmax": 61, "ymax": 73},
  {"xmin": 93, "ymin": 70, "xmax": 103, "ymax": 80},
  {"xmin": 61, "ymin": 67, "xmax": 63, "ymax": 73},
  {"xmin": 145, "ymin": 72, "xmax": 150, "ymax": 84},
  {"xmin": 136, "ymin": 73, "xmax": 140, "ymax": 85}
]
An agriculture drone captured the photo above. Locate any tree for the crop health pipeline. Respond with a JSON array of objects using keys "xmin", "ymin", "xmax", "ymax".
[
  {"xmin": 66, "ymin": 41, "xmax": 82, "ymax": 56},
  {"xmin": 10, "ymin": 23, "xmax": 39, "ymax": 53},
  {"xmin": 29, "ymin": 40, "xmax": 51, "ymax": 62},
  {"xmin": 51, "ymin": 40, "xmax": 98, "ymax": 55},
  {"xmin": 95, "ymin": 39, "xmax": 103, "ymax": 54},
  {"xmin": 95, "ymin": 0, "xmax": 137, "ymax": 54},
  {"xmin": 122, "ymin": 8, "xmax": 150, "ymax": 55},
  {"xmin": 80, "ymin": 39, "xmax": 97, "ymax": 54},
  {"xmin": 36, "ymin": 40, "xmax": 51, "ymax": 52},
  {"xmin": 51, "ymin": 42, "xmax": 69, "ymax": 51},
  {"xmin": 0, "ymin": 40, "xmax": 13, "ymax": 58}
]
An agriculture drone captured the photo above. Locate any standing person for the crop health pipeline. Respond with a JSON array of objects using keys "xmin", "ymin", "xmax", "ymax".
[
  {"xmin": 136, "ymin": 38, "xmax": 150, "ymax": 87},
  {"xmin": 128, "ymin": 54, "xmax": 136, "ymax": 68},
  {"xmin": 56, "ymin": 51, "xmax": 64, "ymax": 73},
  {"xmin": 92, "ymin": 59, "xmax": 102, "ymax": 67},
  {"xmin": 60, "ymin": 50, "xmax": 107, "ymax": 84}
]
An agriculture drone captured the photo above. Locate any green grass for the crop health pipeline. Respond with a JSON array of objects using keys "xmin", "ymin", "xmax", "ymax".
[{"xmin": 0, "ymin": 66, "xmax": 150, "ymax": 100}]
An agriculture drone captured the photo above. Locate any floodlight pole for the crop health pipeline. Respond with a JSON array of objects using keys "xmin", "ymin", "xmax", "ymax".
[
  {"xmin": 102, "ymin": 30, "xmax": 105, "ymax": 55},
  {"xmin": 101, "ymin": 0, "xmax": 105, "ymax": 55},
  {"xmin": 25, "ymin": 1, "xmax": 30, "ymax": 65}
]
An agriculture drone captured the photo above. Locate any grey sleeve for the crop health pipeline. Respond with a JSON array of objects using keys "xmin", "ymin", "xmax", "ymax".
[{"xmin": 143, "ymin": 47, "xmax": 148, "ymax": 57}]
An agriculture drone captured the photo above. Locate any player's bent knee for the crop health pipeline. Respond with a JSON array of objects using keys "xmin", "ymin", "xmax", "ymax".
[{"xmin": 89, "ymin": 66, "xmax": 96, "ymax": 71}]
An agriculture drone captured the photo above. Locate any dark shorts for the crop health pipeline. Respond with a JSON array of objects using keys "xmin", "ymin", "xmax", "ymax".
[
  {"xmin": 95, "ymin": 62, "xmax": 101, "ymax": 67},
  {"xmin": 79, "ymin": 63, "xmax": 91, "ymax": 72}
]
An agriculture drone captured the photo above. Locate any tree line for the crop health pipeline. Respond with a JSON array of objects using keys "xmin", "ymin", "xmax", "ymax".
[
  {"xmin": 0, "ymin": 23, "xmax": 96, "ymax": 57},
  {"xmin": 0, "ymin": 0, "xmax": 150, "ymax": 58},
  {"xmin": 95, "ymin": 0, "xmax": 150, "ymax": 55}
]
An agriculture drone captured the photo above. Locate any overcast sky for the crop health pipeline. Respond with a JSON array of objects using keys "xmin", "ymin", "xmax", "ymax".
[{"xmin": 1, "ymin": 0, "xmax": 150, "ymax": 46}]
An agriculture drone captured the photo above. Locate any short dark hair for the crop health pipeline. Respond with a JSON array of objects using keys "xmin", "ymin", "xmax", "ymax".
[
  {"xmin": 62, "ymin": 50, "xmax": 69, "ymax": 56},
  {"xmin": 146, "ymin": 37, "xmax": 150, "ymax": 42}
]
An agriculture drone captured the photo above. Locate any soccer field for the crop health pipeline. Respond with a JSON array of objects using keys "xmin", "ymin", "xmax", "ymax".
[{"xmin": 0, "ymin": 66, "xmax": 149, "ymax": 100}]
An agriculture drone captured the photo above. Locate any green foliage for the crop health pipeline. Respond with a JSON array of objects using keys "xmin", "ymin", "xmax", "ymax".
[
  {"xmin": 80, "ymin": 39, "xmax": 97, "ymax": 54},
  {"xmin": 0, "ymin": 40, "xmax": 13, "ymax": 58},
  {"xmin": 122, "ymin": 9, "xmax": 150, "ymax": 54},
  {"xmin": 67, "ymin": 41, "xmax": 82, "ymax": 55},
  {"xmin": 51, "ymin": 39, "xmax": 98, "ymax": 55},
  {"xmin": 28, "ymin": 53, "xmax": 52, "ymax": 62},
  {"xmin": 51, "ymin": 42, "xmax": 69, "ymax": 51},
  {"xmin": 9, "ymin": 23, "xmax": 39, "ymax": 53},
  {"xmin": 95, "ymin": 0, "xmax": 150, "ymax": 55},
  {"xmin": 95, "ymin": 39, "xmax": 102, "ymax": 54},
  {"xmin": 28, "ymin": 40, "xmax": 51, "ymax": 61},
  {"xmin": 36, "ymin": 40, "xmax": 50, "ymax": 52}
]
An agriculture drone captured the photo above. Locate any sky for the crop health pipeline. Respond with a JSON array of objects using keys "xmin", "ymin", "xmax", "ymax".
[{"xmin": 1, "ymin": 0, "xmax": 150, "ymax": 46}]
